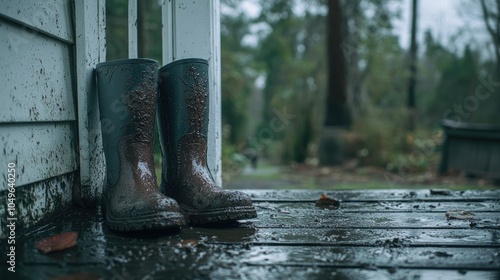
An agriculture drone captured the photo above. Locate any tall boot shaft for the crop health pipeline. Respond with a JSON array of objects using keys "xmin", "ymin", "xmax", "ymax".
[
  {"xmin": 157, "ymin": 59, "xmax": 211, "ymax": 192},
  {"xmin": 96, "ymin": 58, "xmax": 184, "ymax": 231},
  {"xmin": 158, "ymin": 58, "xmax": 256, "ymax": 224},
  {"xmin": 97, "ymin": 58, "xmax": 158, "ymax": 188}
]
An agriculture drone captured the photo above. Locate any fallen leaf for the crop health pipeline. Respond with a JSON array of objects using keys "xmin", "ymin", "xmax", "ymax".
[
  {"xmin": 445, "ymin": 210, "xmax": 480, "ymax": 221},
  {"xmin": 315, "ymin": 194, "xmax": 340, "ymax": 209},
  {"xmin": 36, "ymin": 232, "xmax": 78, "ymax": 254}
]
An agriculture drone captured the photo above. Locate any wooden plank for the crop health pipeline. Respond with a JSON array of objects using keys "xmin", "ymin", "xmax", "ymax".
[
  {"xmin": 237, "ymin": 246, "xmax": 500, "ymax": 270},
  {"xmin": 255, "ymin": 201, "xmax": 500, "ymax": 212},
  {"xmin": 0, "ymin": 172, "xmax": 75, "ymax": 239},
  {"xmin": 14, "ymin": 228, "xmax": 500, "ymax": 270},
  {"xmin": 0, "ymin": 0, "xmax": 74, "ymax": 43},
  {"xmin": 74, "ymin": 0, "xmax": 106, "ymax": 207},
  {"xmin": 0, "ymin": 123, "xmax": 78, "ymax": 189},
  {"xmin": 128, "ymin": 0, "xmax": 137, "ymax": 58},
  {"xmin": 14, "ymin": 238, "xmax": 500, "ymax": 270},
  {"xmin": 162, "ymin": 0, "xmax": 222, "ymax": 187},
  {"xmin": 166, "ymin": 225, "xmax": 500, "ymax": 247},
  {"xmin": 245, "ymin": 189, "xmax": 500, "ymax": 202},
  {"xmin": 210, "ymin": 267, "xmax": 499, "ymax": 280},
  {"xmin": 184, "ymin": 227, "xmax": 500, "ymax": 247},
  {"xmin": 0, "ymin": 19, "xmax": 76, "ymax": 123},
  {"xmin": 251, "ymin": 211, "xmax": 500, "ymax": 229},
  {"xmin": 10, "ymin": 265, "xmax": 499, "ymax": 280}
]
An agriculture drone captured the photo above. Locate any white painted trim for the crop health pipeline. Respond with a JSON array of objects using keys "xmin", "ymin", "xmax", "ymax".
[
  {"xmin": 161, "ymin": 0, "xmax": 174, "ymax": 65},
  {"xmin": 208, "ymin": 0, "xmax": 222, "ymax": 188},
  {"xmin": 75, "ymin": 0, "xmax": 106, "ymax": 205},
  {"xmin": 161, "ymin": 0, "xmax": 222, "ymax": 187},
  {"xmin": 128, "ymin": 0, "xmax": 138, "ymax": 58}
]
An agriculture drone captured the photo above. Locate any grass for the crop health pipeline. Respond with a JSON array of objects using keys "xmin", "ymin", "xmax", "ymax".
[{"xmin": 154, "ymin": 154, "xmax": 498, "ymax": 191}]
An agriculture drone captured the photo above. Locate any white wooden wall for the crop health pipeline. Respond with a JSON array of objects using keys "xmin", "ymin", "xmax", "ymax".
[{"xmin": 0, "ymin": 0, "xmax": 77, "ymax": 238}]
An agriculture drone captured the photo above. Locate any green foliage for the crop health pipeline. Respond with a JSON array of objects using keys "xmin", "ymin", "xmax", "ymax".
[
  {"xmin": 104, "ymin": 0, "xmax": 499, "ymax": 172},
  {"xmin": 251, "ymin": 0, "xmax": 328, "ymax": 162},
  {"xmin": 106, "ymin": 0, "xmax": 128, "ymax": 60},
  {"xmin": 418, "ymin": 31, "xmax": 500, "ymax": 125},
  {"xmin": 221, "ymin": 11, "xmax": 255, "ymax": 145},
  {"xmin": 106, "ymin": 0, "xmax": 162, "ymax": 61}
]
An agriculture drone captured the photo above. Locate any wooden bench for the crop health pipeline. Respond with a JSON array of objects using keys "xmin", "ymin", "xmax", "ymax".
[{"xmin": 439, "ymin": 119, "xmax": 500, "ymax": 179}]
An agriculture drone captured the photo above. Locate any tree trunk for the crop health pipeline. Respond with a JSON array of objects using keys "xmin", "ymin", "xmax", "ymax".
[
  {"xmin": 137, "ymin": 0, "xmax": 148, "ymax": 57},
  {"xmin": 407, "ymin": 0, "xmax": 418, "ymax": 131},
  {"xmin": 344, "ymin": 0, "xmax": 362, "ymax": 118},
  {"xmin": 496, "ymin": 0, "xmax": 500, "ymax": 79},
  {"xmin": 479, "ymin": 0, "xmax": 500, "ymax": 80},
  {"xmin": 324, "ymin": 0, "xmax": 350, "ymax": 127},
  {"xmin": 319, "ymin": 0, "xmax": 351, "ymax": 166}
]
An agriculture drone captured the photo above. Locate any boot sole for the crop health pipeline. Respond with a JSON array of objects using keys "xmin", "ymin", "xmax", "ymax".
[
  {"xmin": 102, "ymin": 197, "xmax": 186, "ymax": 232},
  {"xmin": 180, "ymin": 205, "xmax": 257, "ymax": 225}
]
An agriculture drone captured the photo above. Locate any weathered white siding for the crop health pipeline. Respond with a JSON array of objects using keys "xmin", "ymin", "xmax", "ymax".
[
  {"xmin": 0, "ymin": 0, "xmax": 77, "ymax": 238},
  {"xmin": 0, "ymin": 124, "xmax": 77, "ymax": 189},
  {"xmin": 0, "ymin": 0, "xmax": 74, "ymax": 43},
  {"xmin": 0, "ymin": 20, "xmax": 75, "ymax": 123}
]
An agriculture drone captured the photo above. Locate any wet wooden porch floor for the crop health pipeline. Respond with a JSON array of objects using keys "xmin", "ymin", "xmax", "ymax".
[{"xmin": 2, "ymin": 189, "xmax": 500, "ymax": 279}]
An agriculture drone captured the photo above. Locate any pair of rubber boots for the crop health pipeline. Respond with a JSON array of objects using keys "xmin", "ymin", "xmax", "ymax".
[{"xmin": 96, "ymin": 58, "xmax": 256, "ymax": 231}]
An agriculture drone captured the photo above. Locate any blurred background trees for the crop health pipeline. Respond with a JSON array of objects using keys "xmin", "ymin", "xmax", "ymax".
[{"xmin": 105, "ymin": 0, "xmax": 500, "ymax": 183}]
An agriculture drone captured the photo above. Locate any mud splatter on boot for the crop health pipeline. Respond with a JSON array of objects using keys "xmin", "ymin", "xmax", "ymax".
[
  {"xmin": 96, "ymin": 58, "xmax": 185, "ymax": 231},
  {"xmin": 158, "ymin": 58, "xmax": 257, "ymax": 224}
]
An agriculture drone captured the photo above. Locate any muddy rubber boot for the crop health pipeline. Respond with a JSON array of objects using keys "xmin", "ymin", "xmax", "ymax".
[
  {"xmin": 96, "ymin": 58, "xmax": 185, "ymax": 231},
  {"xmin": 157, "ymin": 58, "xmax": 257, "ymax": 224}
]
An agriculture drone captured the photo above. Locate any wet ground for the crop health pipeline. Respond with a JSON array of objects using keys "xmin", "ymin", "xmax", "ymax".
[{"xmin": 1, "ymin": 189, "xmax": 500, "ymax": 279}]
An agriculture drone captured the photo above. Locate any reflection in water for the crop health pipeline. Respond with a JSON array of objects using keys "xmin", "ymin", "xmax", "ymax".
[{"xmin": 189, "ymin": 222, "xmax": 257, "ymax": 243}]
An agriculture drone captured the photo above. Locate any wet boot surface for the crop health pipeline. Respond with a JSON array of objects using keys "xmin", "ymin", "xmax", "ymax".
[
  {"xmin": 96, "ymin": 59, "xmax": 185, "ymax": 231},
  {"xmin": 158, "ymin": 59, "xmax": 257, "ymax": 224},
  {"xmin": 2, "ymin": 189, "xmax": 500, "ymax": 279}
]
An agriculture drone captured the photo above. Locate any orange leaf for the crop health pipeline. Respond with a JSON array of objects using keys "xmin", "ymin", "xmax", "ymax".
[
  {"xmin": 36, "ymin": 232, "xmax": 78, "ymax": 254},
  {"xmin": 315, "ymin": 194, "xmax": 340, "ymax": 209}
]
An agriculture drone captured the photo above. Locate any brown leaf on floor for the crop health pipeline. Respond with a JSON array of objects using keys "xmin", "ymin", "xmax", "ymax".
[
  {"xmin": 36, "ymin": 232, "xmax": 78, "ymax": 254},
  {"xmin": 445, "ymin": 210, "xmax": 480, "ymax": 221},
  {"xmin": 315, "ymin": 194, "xmax": 340, "ymax": 209}
]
